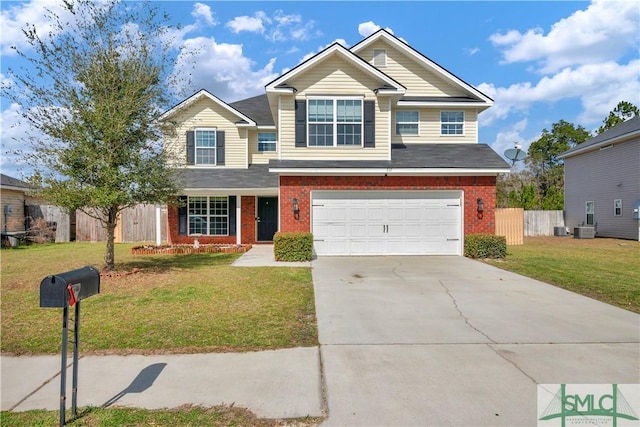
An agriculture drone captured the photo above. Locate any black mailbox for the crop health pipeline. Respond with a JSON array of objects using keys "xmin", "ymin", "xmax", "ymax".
[{"xmin": 40, "ymin": 266, "xmax": 101, "ymax": 308}]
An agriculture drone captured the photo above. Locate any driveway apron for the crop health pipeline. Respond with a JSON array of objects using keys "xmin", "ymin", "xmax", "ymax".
[{"xmin": 312, "ymin": 256, "xmax": 640, "ymax": 426}]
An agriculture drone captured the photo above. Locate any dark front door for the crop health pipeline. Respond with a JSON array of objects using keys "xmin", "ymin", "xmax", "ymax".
[{"xmin": 257, "ymin": 197, "xmax": 278, "ymax": 241}]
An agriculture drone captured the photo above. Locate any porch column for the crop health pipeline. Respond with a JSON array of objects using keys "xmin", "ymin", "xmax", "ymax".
[{"xmin": 236, "ymin": 195, "xmax": 241, "ymax": 245}]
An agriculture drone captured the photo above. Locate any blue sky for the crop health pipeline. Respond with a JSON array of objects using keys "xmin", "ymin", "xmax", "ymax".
[{"xmin": 1, "ymin": 0, "xmax": 639, "ymax": 178}]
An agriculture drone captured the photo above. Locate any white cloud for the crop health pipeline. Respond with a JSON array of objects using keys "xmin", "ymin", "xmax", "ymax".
[
  {"xmin": 490, "ymin": 0, "xmax": 639, "ymax": 74},
  {"xmin": 226, "ymin": 12, "xmax": 268, "ymax": 34},
  {"xmin": 170, "ymin": 37, "xmax": 278, "ymax": 102},
  {"xmin": 0, "ymin": 0, "xmax": 75, "ymax": 55},
  {"xmin": 192, "ymin": 3, "xmax": 216, "ymax": 26},
  {"xmin": 358, "ymin": 21, "xmax": 394, "ymax": 38},
  {"xmin": 487, "ymin": 118, "xmax": 534, "ymax": 163},
  {"xmin": 465, "ymin": 47, "xmax": 480, "ymax": 56},
  {"xmin": 0, "ymin": 101, "xmax": 33, "ymax": 178},
  {"xmin": 478, "ymin": 59, "xmax": 640, "ymax": 128}
]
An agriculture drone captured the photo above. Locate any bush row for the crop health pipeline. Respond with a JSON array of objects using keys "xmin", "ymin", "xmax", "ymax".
[
  {"xmin": 273, "ymin": 232, "xmax": 313, "ymax": 262},
  {"xmin": 464, "ymin": 234, "xmax": 507, "ymax": 259}
]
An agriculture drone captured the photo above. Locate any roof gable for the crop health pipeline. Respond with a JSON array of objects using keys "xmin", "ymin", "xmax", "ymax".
[
  {"xmin": 265, "ymin": 42, "xmax": 405, "ymax": 95},
  {"xmin": 560, "ymin": 116, "xmax": 640, "ymax": 158},
  {"xmin": 351, "ymin": 29, "xmax": 493, "ymax": 104},
  {"xmin": 161, "ymin": 89, "xmax": 256, "ymax": 126}
]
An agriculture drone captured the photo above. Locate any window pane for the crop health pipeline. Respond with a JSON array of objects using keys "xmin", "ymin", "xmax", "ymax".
[
  {"xmin": 189, "ymin": 197, "xmax": 207, "ymax": 215},
  {"xmin": 308, "ymin": 100, "xmax": 333, "ymax": 122},
  {"xmin": 337, "ymin": 100, "xmax": 361, "ymax": 123},
  {"xmin": 258, "ymin": 132, "xmax": 277, "ymax": 152},
  {"xmin": 195, "ymin": 130, "xmax": 216, "ymax": 164},
  {"xmin": 209, "ymin": 216, "xmax": 228, "ymax": 235},
  {"xmin": 396, "ymin": 123, "xmax": 418, "ymax": 135},
  {"xmin": 396, "ymin": 111, "xmax": 418, "ymax": 123},
  {"xmin": 337, "ymin": 124, "xmax": 362, "ymax": 145},
  {"xmin": 196, "ymin": 130, "xmax": 216, "ymax": 147},
  {"xmin": 309, "ymin": 124, "xmax": 333, "ymax": 146}
]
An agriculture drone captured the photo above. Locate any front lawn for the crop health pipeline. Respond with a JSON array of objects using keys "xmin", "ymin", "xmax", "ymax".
[
  {"xmin": 1, "ymin": 243, "xmax": 317, "ymax": 355},
  {"xmin": 484, "ymin": 237, "xmax": 640, "ymax": 313}
]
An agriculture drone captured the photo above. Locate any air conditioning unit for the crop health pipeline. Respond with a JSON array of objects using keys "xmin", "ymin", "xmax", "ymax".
[
  {"xmin": 573, "ymin": 226, "xmax": 595, "ymax": 239},
  {"xmin": 554, "ymin": 226, "xmax": 568, "ymax": 236}
]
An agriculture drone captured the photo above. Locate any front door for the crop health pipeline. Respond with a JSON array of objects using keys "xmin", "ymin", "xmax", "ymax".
[{"xmin": 257, "ymin": 197, "xmax": 278, "ymax": 241}]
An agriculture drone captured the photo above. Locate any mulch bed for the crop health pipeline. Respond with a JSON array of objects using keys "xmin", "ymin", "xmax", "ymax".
[{"xmin": 131, "ymin": 244, "xmax": 252, "ymax": 255}]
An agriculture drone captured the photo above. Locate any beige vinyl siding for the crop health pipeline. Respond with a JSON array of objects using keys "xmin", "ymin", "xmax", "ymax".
[
  {"xmin": 279, "ymin": 54, "xmax": 390, "ymax": 160},
  {"xmin": 564, "ymin": 139, "xmax": 640, "ymax": 240},
  {"xmin": 392, "ymin": 108, "xmax": 477, "ymax": 144},
  {"xmin": 0, "ymin": 189, "xmax": 26, "ymax": 232},
  {"xmin": 358, "ymin": 40, "xmax": 469, "ymax": 97},
  {"xmin": 248, "ymin": 129, "xmax": 278, "ymax": 164},
  {"xmin": 164, "ymin": 97, "xmax": 247, "ymax": 168}
]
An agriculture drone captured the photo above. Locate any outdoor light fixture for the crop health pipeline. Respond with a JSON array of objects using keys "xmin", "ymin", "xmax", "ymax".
[
  {"xmin": 292, "ymin": 198, "xmax": 300, "ymax": 219},
  {"xmin": 477, "ymin": 198, "xmax": 484, "ymax": 217}
]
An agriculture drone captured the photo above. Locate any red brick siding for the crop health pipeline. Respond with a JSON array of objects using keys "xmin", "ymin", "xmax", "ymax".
[
  {"xmin": 240, "ymin": 196, "xmax": 256, "ymax": 244},
  {"xmin": 279, "ymin": 175, "xmax": 497, "ymax": 236}
]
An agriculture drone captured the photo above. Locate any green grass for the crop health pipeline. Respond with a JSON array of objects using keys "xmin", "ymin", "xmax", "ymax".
[
  {"xmin": 484, "ymin": 237, "xmax": 640, "ymax": 313},
  {"xmin": 0, "ymin": 405, "xmax": 322, "ymax": 426},
  {"xmin": 1, "ymin": 243, "xmax": 317, "ymax": 354}
]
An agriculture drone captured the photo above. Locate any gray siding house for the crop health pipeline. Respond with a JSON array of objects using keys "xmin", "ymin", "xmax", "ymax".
[{"xmin": 560, "ymin": 116, "xmax": 640, "ymax": 241}]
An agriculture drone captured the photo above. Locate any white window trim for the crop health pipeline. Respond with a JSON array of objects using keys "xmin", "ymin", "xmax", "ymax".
[
  {"xmin": 195, "ymin": 127, "xmax": 217, "ymax": 166},
  {"xmin": 395, "ymin": 110, "xmax": 420, "ymax": 136},
  {"xmin": 614, "ymin": 199, "xmax": 622, "ymax": 217},
  {"xmin": 440, "ymin": 111, "xmax": 465, "ymax": 136},
  {"xmin": 307, "ymin": 96, "xmax": 364, "ymax": 148},
  {"xmin": 188, "ymin": 196, "xmax": 229, "ymax": 236},
  {"xmin": 257, "ymin": 132, "xmax": 278, "ymax": 152},
  {"xmin": 585, "ymin": 201, "xmax": 595, "ymax": 226},
  {"xmin": 373, "ymin": 49, "xmax": 387, "ymax": 67}
]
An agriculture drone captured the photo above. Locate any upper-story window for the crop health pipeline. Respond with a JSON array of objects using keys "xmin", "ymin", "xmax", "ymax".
[
  {"xmin": 195, "ymin": 128, "xmax": 216, "ymax": 164},
  {"xmin": 441, "ymin": 111, "xmax": 464, "ymax": 135},
  {"xmin": 258, "ymin": 132, "xmax": 277, "ymax": 152},
  {"xmin": 614, "ymin": 199, "xmax": 622, "ymax": 217},
  {"xmin": 308, "ymin": 98, "xmax": 363, "ymax": 147},
  {"xmin": 395, "ymin": 111, "xmax": 419, "ymax": 135},
  {"xmin": 373, "ymin": 49, "xmax": 387, "ymax": 67}
]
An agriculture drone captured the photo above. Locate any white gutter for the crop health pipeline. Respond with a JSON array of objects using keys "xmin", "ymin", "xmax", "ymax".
[{"xmin": 269, "ymin": 167, "xmax": 510, "ymax": 176}]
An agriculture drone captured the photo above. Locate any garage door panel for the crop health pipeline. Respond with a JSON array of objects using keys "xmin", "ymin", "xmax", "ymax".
[{"xmin": 312, "ymin": 191, "xmax": 462, "ymax": 256}]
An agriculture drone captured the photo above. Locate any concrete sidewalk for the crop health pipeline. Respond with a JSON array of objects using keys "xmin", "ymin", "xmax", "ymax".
[
  {"xmin": 1, "ymin": 348, "xmax": 323, "ymax": 419},
  {"xmin": 232, "ymin": 244, "xmax": 312, "ymax": 267}
]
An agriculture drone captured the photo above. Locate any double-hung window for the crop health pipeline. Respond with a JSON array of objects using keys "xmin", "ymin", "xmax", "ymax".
[
  {"xmin": 258, "ymin": 132, "xmax": 277, "ymax": 152},
  {"xmin": 396, "ymin": 111, "xmax": 419, "ymax": 135},
  {"xmin": 308, "ymin": 98, "xmax": 363, "ymax": 147},
  {"xmin": 188, "ymin": 196, "xmax": 228, "ymax": 235},
  {"xmin": 195, "ymin": 129, "xmax": 216, "ymax": 165},
  {"xmin": 614, "ymin": 199, "xmax": 622, "ymax": 217},
  {"xmin": 441, "ymin": 111, "xmax": 464, "ymax": 135},
  {"xmin": 585, "ymin": 201, "xmax": 595, "ymax": 225}
]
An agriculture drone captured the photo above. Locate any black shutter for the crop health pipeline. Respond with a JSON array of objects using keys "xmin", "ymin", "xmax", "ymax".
[
  {"xmin": 178, "ymin": 196, "xmax": 188, "ymax": 236},
  {"xmin": 295, "ymin": 100, "xmax": 307, "ymax": 147},
  {"xmin": 364, "ymin": 100, "xmax": 375, "ymax": 148},
  {"xmin": 186, "ymin": 131, "xmax": 195, "ymax": 165},
  {"xmin": 228, "ymin": 196, "xmax": 236, "ymax": 236},
  {"xmin": 216, "ymin": 131, "xmax": 225, "ymax": 165}
]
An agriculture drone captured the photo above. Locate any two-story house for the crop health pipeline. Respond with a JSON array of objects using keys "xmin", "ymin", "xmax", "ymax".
[{"xmin": 161, "ymin": 29, "xmax": 510, "ymax": 256}]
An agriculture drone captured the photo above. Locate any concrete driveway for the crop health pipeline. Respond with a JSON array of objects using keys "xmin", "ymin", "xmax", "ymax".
[{"xmin": 312, "ymin": 256, "xmax": 639, "ymax": 426}]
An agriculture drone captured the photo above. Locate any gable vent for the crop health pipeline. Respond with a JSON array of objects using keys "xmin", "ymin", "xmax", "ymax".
[{"xmin": 373, "ymin": 49, "xmax": 386, "ymax": 67}]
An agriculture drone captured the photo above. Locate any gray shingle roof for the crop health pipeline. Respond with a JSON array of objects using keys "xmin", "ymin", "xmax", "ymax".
[
  {"xmin": 229, "ymin": 94, "xmax": 275, "ymax": 126},
  {"xmin": 0, "ymin": 174, "xmax": 29, "ymax": 190},
  {"xmin": 561, "ymin": 116, "xmax": 640, "ymax": 157},
  {"xmin": 269, "ymin": 144, "xmax": 509, "ymax": 170},
  {"xmin": 177, "ymin": 164, "xmax": 278, "ymax": 189}
]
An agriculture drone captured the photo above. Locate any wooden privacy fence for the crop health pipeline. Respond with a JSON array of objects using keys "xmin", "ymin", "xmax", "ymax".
[
  {"xmin": 524, "ymin": 210, "xmax": 565, "ymax": 236},
  {"xmin": 495, "ymin": 208, "xmax": 524, "ymax": 245},
  {"xmin": 76, "ymin": 204, "xmax": 167, "ymax": 243},
  {"xmin": 25, "ymin": 203, "xmax": 74, "ymax": 243},
  {"xmin": 495, "ymin": 209, "xmax": 565, "ymax": 245}
]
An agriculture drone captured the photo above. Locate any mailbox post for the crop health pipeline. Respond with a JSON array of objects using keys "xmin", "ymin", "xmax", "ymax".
[{"xmin": 40, "ymin": 266, "xmax": 100, "ymax": 426}]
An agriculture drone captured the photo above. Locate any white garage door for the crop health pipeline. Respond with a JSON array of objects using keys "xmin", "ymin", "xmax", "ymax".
[{"xmin": 312, "ymin": 191, "xmax": 462, "ymax": 256}]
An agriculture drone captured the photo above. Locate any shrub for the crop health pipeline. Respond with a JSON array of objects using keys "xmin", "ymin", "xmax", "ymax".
[
  {"xmin": 464, "ymin": 234, "xmax": 507, "ymax": 259},
  {"xmin": 274, "ymin": 232, "xmax": 313, "ymax": 262}
]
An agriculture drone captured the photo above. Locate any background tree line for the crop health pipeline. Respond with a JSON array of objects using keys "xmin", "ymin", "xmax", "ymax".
[{"xmin": 496, "ymin": 101, "xmax": 639, "ymax": 210}]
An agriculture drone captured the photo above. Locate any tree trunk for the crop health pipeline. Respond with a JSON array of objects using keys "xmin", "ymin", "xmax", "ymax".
[{"xmin": 104, "ymin": 206, "xmax": 118, "ymax": 271}]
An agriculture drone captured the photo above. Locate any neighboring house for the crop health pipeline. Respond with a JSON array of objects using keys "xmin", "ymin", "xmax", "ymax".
[
  {"xmin": 0, "ymin": 173, "xmax": 29, "ymax": 234},
  {"xmin": 559, "ymin": 116, "xmax": 640, "ymax": 241},
  {"xmin": 161, "ymin": 29, "xmax": 510, "ymax": 256}
]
